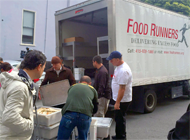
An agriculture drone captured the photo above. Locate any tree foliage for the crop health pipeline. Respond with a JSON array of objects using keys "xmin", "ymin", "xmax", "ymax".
[{"xmin": 139, "ymin": 0, "xmax": 190, "ymax": 16}]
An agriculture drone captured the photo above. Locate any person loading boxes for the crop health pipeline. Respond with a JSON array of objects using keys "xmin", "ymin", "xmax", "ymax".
[
  {"xmin": 57, "ymin": 76, "xmax": 98, "ymax": 140},
  {"xmin": 40, "ymin": 56, "xmax": 76, "ymax": 108}
]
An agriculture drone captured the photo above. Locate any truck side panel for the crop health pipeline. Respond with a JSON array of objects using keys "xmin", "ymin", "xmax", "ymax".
[{"xmin": 115, "ymin": 0, "xmax": 190, "ymax": 86}]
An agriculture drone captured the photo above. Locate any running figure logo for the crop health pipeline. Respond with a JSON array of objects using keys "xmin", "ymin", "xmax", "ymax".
[{"xmin": 178, "ymin": 23, "xmax": 190, "ymax": 47}]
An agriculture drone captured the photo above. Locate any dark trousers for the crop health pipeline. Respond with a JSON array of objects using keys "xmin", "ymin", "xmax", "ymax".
[{"xmin": 114, "ymin": 102, "xmax": 131, "ymax": 139}]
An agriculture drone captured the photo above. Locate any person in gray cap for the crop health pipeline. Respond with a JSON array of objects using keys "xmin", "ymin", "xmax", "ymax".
[{"xmin": 106, "ymin": 51, "xmax": 132, "ymax": 140}]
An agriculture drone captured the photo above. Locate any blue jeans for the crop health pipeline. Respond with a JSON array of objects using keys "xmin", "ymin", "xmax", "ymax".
[{"xmin": 57, "ymin": 112, "xmax": 91, "ymax": 140}]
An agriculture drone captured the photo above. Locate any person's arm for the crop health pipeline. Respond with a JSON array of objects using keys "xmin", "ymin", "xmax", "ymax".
[
  {"xmin": 114, "ymin": 70, "xmax": 130, "ymax": 110},
  {"xmin": 97, "ymin": 72, "xmax": 107, "ymax": 97},
  {"xmin": 68, "ymin": 70, "xmax": 76, "ymax": 85},
  {"xmin": 2, "ymin": 87, "xmax": 33, "ymax": 134},
  {"xmin": 41, "ymin": 72, "xmax": 49, "ymax": 86},
  {"xmin": 115, "ymin": 85, "xmax": 126, "ymax": 110},
  {"xmin": 92, "ymin": 88, "xmax": 98, "ymax": 114}
]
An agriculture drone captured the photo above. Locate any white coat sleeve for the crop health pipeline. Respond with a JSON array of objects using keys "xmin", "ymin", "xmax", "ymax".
[{"xmin": 2, "ymin": 86, "xmax": 33, "ymax": 134}]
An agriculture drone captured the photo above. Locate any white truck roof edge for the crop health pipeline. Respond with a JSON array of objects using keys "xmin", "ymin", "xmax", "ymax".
[
  {"xmin": 125, "ymin": 0, "xmax": 189, "ymax": 19},
  {"xmin": 55, "ymin": 0, "xmax": 103, "ymax": 16}
]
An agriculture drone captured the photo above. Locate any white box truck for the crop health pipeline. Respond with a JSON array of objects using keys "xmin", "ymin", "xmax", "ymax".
[{"xmin": 55, "ymin": 0, "xmax": 190, "ymax": 113}]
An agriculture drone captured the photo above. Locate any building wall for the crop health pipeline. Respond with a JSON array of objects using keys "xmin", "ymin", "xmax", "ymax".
[{"xmin": 0, "ymin": 0, "xmax": 86, "ymax": 61}]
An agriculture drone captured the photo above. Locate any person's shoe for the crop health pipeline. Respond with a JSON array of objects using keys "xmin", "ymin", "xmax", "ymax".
[
  {"xmin": 112, "ymin": 135, "xmax": 126, "ymax": 140},
  {"xmin": 103, "ymin": 135, "xmax": 110, "ymax": 140},
  {"xmin": 112, "ymin": 135, "xmax": 117, "ymax": 139}
]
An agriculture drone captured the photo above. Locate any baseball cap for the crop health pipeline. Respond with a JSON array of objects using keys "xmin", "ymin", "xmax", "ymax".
[{"xmin": 106, "ymin": 51, "xmax": 122, "ymax": 60}]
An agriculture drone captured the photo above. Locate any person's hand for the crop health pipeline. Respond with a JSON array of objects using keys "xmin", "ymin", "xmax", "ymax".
[{"xmin": 114, "ymin": 102, "xmax": 120, "ymax": 110}]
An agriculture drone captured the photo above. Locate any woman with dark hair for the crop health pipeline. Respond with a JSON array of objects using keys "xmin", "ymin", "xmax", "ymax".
[
  {"xmin": 0, "ymin": 62, "xmax": 12, "ymax": 72},
  {"xmin": 0, "ymin": 62, "xmax": 13, "ymax": 88}
]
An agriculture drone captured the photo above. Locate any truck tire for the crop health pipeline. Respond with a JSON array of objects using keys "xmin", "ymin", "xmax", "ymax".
[{"xmin": 144, "ymin": 90, "xmax": 157, "ymax": 113}]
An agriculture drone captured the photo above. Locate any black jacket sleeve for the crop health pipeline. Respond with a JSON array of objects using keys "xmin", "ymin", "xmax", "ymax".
[
  {"xmin": 92, "ymin": 88, "xmax": 98, "ymax": 114},
  {"xmin": 92, "ymin": 98, "xmax": 98, "ymax": 114},
  {"xmin": 167, "ymin": 104, "xmax": 190, "ymax": 140}
]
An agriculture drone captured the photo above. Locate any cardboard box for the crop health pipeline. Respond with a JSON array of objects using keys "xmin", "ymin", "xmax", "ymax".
[{"xmin": 64, "ymin": 37, "xmax": 84, "ymax": 43}]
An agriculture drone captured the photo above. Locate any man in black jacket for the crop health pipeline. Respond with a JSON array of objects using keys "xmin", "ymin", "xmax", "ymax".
[{"xmin": 92, "ymin": 55, "xmax": 111, "ymax": 117}]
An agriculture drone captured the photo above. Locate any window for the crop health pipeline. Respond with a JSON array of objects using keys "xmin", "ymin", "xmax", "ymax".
[{"xmin": 22, "ymin": 10, "xmax": 35, "ymax": 45}]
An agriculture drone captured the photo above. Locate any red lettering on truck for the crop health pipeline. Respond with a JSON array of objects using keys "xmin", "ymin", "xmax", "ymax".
[
  {"xmin": 175, "ymin": 30, "xmax": 178, "ymax": 39},
  {"xmin": 168, "ymin": 28, "xmax": 172, "ymax": 38},
  {"xmin": 150, "ymin": 23, "xmax": 178, "ymax": 39},
  {"xmin": 75, "ymin": 9, "xmax": 83, "ymax": 14},
  {"xmin": 127, "ymin": 19, "xmax": 149, "ymax": 35},
  {"xmin": 139, "ymin": 23, "xmax": 143, "ymax": 34},
  {"xmin": 144, "ymin": 24, "xmax": 148, "ymax": 35},
  {"xmin": 171, "ymin": 29, "xmax": 175, "ymax": 39},
  {"xmin": 127, "ymin": 19, "xmax": 178, "ymax": 39},
  {"xmin": 133, "ymin": 22, "xmax": 138, "ymax": 34},
  {"xmin": 160, "ymin": 28, "xmax": 168, "ymax": 38},
  {"xmin": 150, "ymin": 24, "xmax": 156, "ymax": 36},
  {"xmin": 156, "ymin": 26, "xmax": 160, "ymax": 37},
  {"xmin": 127, "ymin": 19, "xmax": 133, "ymax": 33}
]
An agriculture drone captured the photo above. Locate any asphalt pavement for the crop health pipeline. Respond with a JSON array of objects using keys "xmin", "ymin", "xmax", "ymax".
[
  {"xmin": 36, "ymin": 96, "xmax": 189, "ymax": 140},
  {"xmin": 106, "ymin": 96, "xmax": 189, "ymax": 140}
]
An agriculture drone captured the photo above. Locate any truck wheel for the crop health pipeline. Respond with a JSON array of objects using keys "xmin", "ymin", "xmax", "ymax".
[{"xmin": 144, "ymin": 90, "xmax": 157, "ymax": 113}]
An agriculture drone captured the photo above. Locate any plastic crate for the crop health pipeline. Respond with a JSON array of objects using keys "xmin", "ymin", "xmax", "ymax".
[
  {"xmin": 33, "ymin": 122, "xmax": 59, "ymax": 139},
  {"xmin": 92, "ymin": 117, "xmax": 113, "ymax": 138},
  {"xmin": 33, "ymin": 106, "xmax": 62, "ymax": 126},
  {"xmin": 90, "ymin": 119, "xmax": 97, "ymax": 140}
]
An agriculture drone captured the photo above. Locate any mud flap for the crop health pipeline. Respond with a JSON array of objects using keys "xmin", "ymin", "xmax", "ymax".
[
  {"xmin": 128, "ymin": 86, "xmax": 144, "ymax": 113},
  {"xmin": 171, "ymin": 86, "xmax": 183, "ymax": 99}
]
